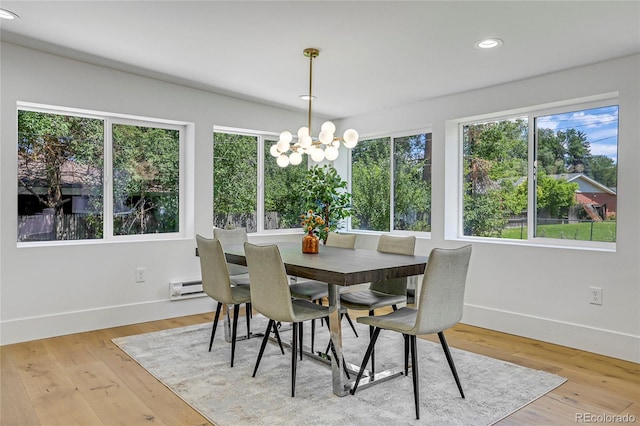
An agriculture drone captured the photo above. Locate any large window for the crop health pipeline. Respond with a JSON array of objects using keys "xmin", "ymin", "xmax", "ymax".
[
  {"xmin": 212, "ymin": 132, "xmax": 258, "ymax": 231},
  {"xmin": 461, "ymin": 102, "xmax": 618, "ymax": 245},
  {"xmin": 394, "ymin": 133, "xmax": 432, "ymax": 232},
  {"xmin": 17, "ymin": 105, "xmax": 185, "ymax": 242},
  {"xmin": 213, "ymin": 128, "xmax": 305, "ymax": 233},
  {"xmin": 351, "ymin": 132, "xmax": 432, "ymax": 233}
]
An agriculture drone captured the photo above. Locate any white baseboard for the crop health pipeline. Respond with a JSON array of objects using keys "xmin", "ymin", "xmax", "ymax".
[
  {"xmin": 462, "ymin": 304, "xmax": 640, "ymax": 363},
  {"xmin": 3, "ymin": 299, "xmax": 638, "ymax": 364},
  {"xmin": 0, "ymin": 298, "xmax": 215, "ymax": 346}
]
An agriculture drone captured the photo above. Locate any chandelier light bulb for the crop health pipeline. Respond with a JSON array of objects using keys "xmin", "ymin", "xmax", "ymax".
[
  {"xmin": 321, "ymin": 121, "xmax": 336, "ymax": 133},
  {"xmin": 343, "ymin": 129, "xmax": 359, "ymax": 148},
  {"xmin": 324, "ymin": 145, "xmax": 339, "ymax": 161},
  {"xmin": 310, "ymin": 147, "xmax": 325, "ymax": 162},
  {"xmin": 276, "ymin": 139, "xmax": 290, "ymax": 153},
  {"xmin": 319, "ymin": 130, "xmax": 334, "ymax": 145},
  {"xmin": 297, "ymin": 127, "xmax": 310, "ymax": 138},
  {"xmin": 277, "ymin": 154, "xmax": 290, "ymax": 167},
  {"xmin": 279, "ymin": 131, "xmax": 293, "ymax": 144},
  {"xmin": 299, "ymin": 134, "xmax": 312, "ymax": 149},
  {"xmin": 289, "ymin": 151, "xmax": 303, "ymax": 165},
  {"xmin": 269, "ymin": 144, "xmax": 280, "ymax": 157}
]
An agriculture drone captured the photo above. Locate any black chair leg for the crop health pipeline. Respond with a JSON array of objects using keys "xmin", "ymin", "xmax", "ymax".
[
  {"xmin": 292, "ymin": 321, "xmax": 298, "ymax": 397},
  {"xmin": 328, "ymin": 340, "xmax": 351, "ymax": 379},
  {"xmin": 344, "ymin": 312, "xmax": 359, "ymax": 337},
  {"xmin": 245, "ymin": 302, "xmax": 251, "ymax": 338},
  {"xmin": 369, "ymin": 310, "xmax": 375, "ymax": 376},
  {"xmin": 299, "ymin": 323, "xmax": 304, "ymax": 360},
  {"xmin": 209, "ymin": 302, "xmax": 222, "ymax": 351},
  {"xmin": 272, "ymin": 322, "xmax": 285, "ymax": 354},
  {"xmin": 438, "ymin": 331, "xmax": 465, "ymax": 398},
  {"xmin": 410, "ymin": 335, "xmax": 420, "ymax": 420},
  {"xmin": 230, "ymin": 304, "xmax": 240, "ymax": 367},
  {"xmin": 350, "ymin": 327, "xmax": 381, "ymax": 395},
  {"xmin": 252, "ymin": 320, "xmax": 273, "ymax": 377},
  {"xmin": 404, "ymin": 334, "xmax": 409, "ymax": 376},
  {"xmin": 311, "ymin": 317, "xmax": 316, "ymax": 354}
]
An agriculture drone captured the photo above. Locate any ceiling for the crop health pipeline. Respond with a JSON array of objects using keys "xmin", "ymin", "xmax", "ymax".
[{"xmin": 1, "ymin": 1, "xmax": 639, "ymax": 119}]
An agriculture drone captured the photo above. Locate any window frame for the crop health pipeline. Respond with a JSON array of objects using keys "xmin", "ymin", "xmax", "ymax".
[
  {"xmin": 17, "ymin": 102, "xmax": 190, "ymax": 246},
  {"xmin": 347, "ymin": 128, "xmax": 432, "ymax": 237},
  {"xmin": 453, "ymin": 95, "xmax": 618, "ymax": 251}
]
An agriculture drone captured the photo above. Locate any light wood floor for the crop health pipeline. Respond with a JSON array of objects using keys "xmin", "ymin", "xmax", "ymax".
[{"xmin": 1, "ymin": 310, "xmax": 638, "ymax": 425}]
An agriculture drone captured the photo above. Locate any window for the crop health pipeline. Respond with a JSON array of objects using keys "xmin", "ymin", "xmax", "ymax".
[
  {"xmin": 460, "ymin": 102, "xmax": 618, "ymax": 245},
  {"xmin": 263, "ymin": 139, "xmax": 307, "ymax": 230},
  {"xmin": 212, "ymin": 132, "xmax": 258, "ymax": 231},
  {"xmin": 213, "ymin": 128, "xmax": 305, "ymax": 233},
  {"xmin": 462, "ymin": 118, "xmax": 529, "ymax": 238},
  {"xmin": 350, "ymin": 132, "xmax": 432, "ymax": 233},
  {"xmin": 112, "ymin": 123, "xmax": 180, "ymax": 235},
  {"xmin": 534, "ymin": 106, "xmax": 618, "ymax": 242},
  {"xmin": 17, "ymin": 104, "xmax": 186, "ymax": 243},
  {"xmin": 351, "ymin": 137, "xmax": 391, "ymax": 232},
  {"xmin": 394, "ymin": 133, "xmax": 432, "ymax": 232}
]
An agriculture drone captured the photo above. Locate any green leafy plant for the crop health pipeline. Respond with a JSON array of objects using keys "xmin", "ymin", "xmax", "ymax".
[{"xmin": 296, "ymin": 165, "xmax": 351, "ymax": 243}]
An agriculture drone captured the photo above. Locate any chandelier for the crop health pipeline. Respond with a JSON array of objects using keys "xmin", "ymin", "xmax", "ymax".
[{"xmin": 269, "ymin": 48, "xmax": 359, "ymax": 167}]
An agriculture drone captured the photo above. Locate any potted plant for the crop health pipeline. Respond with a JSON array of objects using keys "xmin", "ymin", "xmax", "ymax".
[{"xmin": 296, "ymin": 165, "xmax": 351, "ymax": 244}]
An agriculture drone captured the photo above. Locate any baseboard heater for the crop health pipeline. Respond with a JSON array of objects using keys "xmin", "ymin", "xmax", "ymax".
[{"xmin": 170, "ymin": 279, "xmax": 206, "ymax": 300}]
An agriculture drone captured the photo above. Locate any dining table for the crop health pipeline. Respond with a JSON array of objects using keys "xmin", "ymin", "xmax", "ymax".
[{"xmin": 222, "ymin": 240, "xmax": 428, "ymax": 397}]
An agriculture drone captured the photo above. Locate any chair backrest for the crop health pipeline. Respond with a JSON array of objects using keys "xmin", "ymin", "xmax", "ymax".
[
  {"xmin": 413, "ymin": 245, "xmax": 472, "ymax": 335},
  {"xmin": 213, "ymin": 227, "xmax": 248, "ymax": 276},
  {"xmin": 243, "ymin": 242, "xmax": 296, "ymax": 323},
  {"xmin": 196, "ymin": 235, "xmax": 234, "ymax": 304},
  {"xmin": 370, "ymin": 235, "xmax": 417, "ymax": 295},
  {"xmin": 326, "ymin": 232, "xmax": 356, "ymax": 249}
]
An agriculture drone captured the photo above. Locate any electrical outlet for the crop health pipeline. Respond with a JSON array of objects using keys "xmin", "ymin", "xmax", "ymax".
[
  {"xmin": 136, "ymin": 267, "xmax": 146, "ymax": 283},
  {"xmin": 589, "ymin": 287, "xmax": 602, "ymax": 305}
]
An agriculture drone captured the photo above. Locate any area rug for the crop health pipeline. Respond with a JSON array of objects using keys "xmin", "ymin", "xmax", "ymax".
[{"xmin": 112, "ymin": 316, "xmax": 565, "ymax": 425}]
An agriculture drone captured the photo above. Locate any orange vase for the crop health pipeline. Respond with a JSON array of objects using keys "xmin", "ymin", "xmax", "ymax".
[{"xmin": 302, "ymin": 231, "xmax": 319, "ymax": 254}]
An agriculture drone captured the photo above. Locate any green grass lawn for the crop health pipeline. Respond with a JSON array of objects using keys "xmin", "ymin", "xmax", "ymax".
[{"xmin": 501, "ymin": 221, "xmax": 616, "ymax": 242}]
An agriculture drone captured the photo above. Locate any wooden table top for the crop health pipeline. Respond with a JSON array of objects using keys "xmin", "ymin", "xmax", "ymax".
[{"xmin": 223, "ymin": 241, "xmax": 427, "ymax": 286}]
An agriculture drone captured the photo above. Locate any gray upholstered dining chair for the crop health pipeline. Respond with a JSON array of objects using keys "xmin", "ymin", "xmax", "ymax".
[
  {"xmin": 244, "ymin": 242, "xmax": 334, "ymax": 397},
  {"xmin": 339, "ymin": 234, "xmax": 416, "ymax": 374},
  {"xmin": 289, "ymin": 231, "xmax": 359, "ymax": 352},
  {"xmin": 196, "ymin": 235, "xmax": 253, "ymax": 367},
  {"xmin": 213, "ymin": 227, "xmax": 250, "ymax": 286},
  {"xmin": 350, "ymin": 245, "xmax": 472, "ymax": 420}
]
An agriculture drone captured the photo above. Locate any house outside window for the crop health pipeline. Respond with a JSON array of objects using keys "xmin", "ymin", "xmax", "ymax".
[
  {"xmin": 350, "ymin": 131, "xmax": 432, "ymax": 233},
  {"xmin": 460, "ymin": 102, "xmax": 618, "ymax": 245},
  {"xmin": 17, "ymin": 104, "xmax": 186, "ymax": 243}
]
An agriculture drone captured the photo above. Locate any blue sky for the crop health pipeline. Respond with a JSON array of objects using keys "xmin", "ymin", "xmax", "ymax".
[{"xmin": 536, "ymin": 105, "xmax": 619, "ymax": 164}]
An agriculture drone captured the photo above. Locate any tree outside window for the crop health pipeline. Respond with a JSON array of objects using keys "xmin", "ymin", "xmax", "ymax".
[
  {"xmin": 351, "ymin": 137, "xmax": 391, "ymax": 232},
  {"xmin": 18, "ymin": 108, "xmax": 183, "ymax": 242}
]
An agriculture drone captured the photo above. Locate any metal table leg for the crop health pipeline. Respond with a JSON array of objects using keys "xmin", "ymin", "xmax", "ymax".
[{"xmin": 328, "ymin": 284, "xmax": 350, "ymax": 396}]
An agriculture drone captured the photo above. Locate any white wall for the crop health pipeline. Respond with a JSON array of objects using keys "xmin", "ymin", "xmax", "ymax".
[
  {"xmin": 339, "ymin": 55, "xmax": 640, "ymax": 362},
  {"xmin": 0, "ymin": 42, "xmax": 305, "ymax": 344},
  {"xmin": 2, "ymin": 42, "xmax": 638, "ymax": 362}
]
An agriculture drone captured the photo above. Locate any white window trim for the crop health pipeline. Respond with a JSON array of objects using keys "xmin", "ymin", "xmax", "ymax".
[
  {"xmin": 17, "ymin": 102, "xmax": 193, "ymax": 246},
  {"xmin": 447, "ymin": 93, "xmax": 618, "ymax": 252}
]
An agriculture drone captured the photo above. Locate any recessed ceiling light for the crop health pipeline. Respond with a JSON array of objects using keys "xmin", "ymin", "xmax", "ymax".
[
  {"xmin": 299, "ymin": 95, "xmax": 317, "ymax": 101},
  {"xmin": 475, "ymin": 38, "xmax": 503, "ymax": 49},
  {"xmin": 0, "ymin": 8, "xmax": 20, "ymax": 20}
]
